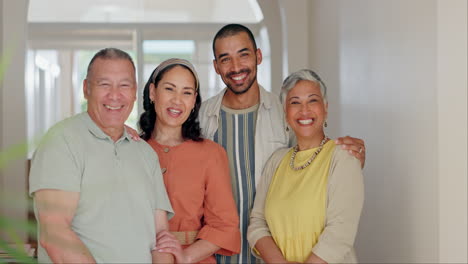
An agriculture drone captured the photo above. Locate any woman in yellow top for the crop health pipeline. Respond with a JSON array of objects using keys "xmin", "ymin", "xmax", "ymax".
[{"xmin": 247, "ymin": 69, "xmax": 364, "ymax": 263}]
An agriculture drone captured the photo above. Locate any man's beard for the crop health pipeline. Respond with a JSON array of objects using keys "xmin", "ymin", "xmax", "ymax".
[{"xmin": 225, "ymin": 69, "xmax": 257, "ymax": 95}]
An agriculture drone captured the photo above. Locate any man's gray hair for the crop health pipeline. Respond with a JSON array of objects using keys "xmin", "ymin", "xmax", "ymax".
[
  {"xmin": 280, "ymin": 69, "xmax": 328, "ymax": 106},
  {"xmin": 86, "ymin": 47, "xmax": 135, "ymax": 79}
]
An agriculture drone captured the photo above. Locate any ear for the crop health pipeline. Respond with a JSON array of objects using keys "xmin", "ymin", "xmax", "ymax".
[
  {"xmin": 83, "ymin": 79, "xmax": 89, "ymax": 99},
  {"xmin": 256, "ymin": 48, "xmax": 263, "ymax": 65},
  {"xmin": 213, "ymin": 59, "xmax": 220, "ymax": 75},
  {"xmin": 149, "ymin": 83, "xmax": 156, "ymax": 102}
]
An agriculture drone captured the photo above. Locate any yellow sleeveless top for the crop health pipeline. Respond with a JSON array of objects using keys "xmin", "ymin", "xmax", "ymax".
[{"xmin": 264, "ymin": 140, "xmax": 335, "ymax": 263}]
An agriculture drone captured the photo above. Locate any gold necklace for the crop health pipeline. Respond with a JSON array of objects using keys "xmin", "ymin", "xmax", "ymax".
[{"xmin": 289, "ymin": 136, "xmax": 329, "ymax": 171}]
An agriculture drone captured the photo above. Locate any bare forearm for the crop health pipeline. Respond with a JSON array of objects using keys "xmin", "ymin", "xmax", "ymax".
[
  {"xmin": 183, "ymin": 239, "xmax": 220, "ymax": 263},
  {"xmin": 152, "ymin": 250, "xmax": 174, "ymax": 264},
  {"xmin": 41, "ymin": 226, "xmax": 95, "ymax": 263},
  {"xmin": 304, "ymin": 252, "xmax": 327, "ymax": 264},
  {"xmin": 254, "ymin": 236, "xmax": 287, "ymax": 263}
]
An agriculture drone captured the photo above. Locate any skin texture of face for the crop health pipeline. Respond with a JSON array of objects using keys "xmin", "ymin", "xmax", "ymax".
[
  {"xmin": 213, "ymin": 31, "xmax": 262, "ymax": 95},
  {"xmin": 83, "ymin": 58, "xmax": 137, "ymax": 140},
  {"xmin": 150, "ymin": 66, "xmax": 197, "ymax": 132},
  {"xmin": 285, "ymin": 80, "xmax": 328, "ymax": 149}
]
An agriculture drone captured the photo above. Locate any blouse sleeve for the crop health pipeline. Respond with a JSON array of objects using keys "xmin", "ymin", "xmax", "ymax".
[
  {"xmin": 247, "ymin": 148, "xmax": 289, "ymax": 258},
  {"xmin": 311, "ymin": 147, "xmax": 364, "ymax": 263},
  {"xmin": 195, "ymin": 142, "xmax": 241, "ymax": 256}
]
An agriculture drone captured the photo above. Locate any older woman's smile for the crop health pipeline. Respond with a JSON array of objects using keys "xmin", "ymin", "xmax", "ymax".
[{"xmin": 297, "ymin": 118, "xmax": 314, "ymax": 125}]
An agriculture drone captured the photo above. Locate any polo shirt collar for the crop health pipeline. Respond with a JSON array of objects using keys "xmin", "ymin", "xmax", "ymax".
[{"xmin": 82, "ymin": 112, "xmax": 131, "ymax": 142}]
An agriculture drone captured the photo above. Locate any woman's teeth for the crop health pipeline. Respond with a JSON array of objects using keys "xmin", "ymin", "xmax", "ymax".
[
  {"xmin": 169, "ymin": 109, "xmax": 181, "ymax": 114},
  {"xmin": 298, "ymin": 119, "xmax": 313, "ymax": 125}
]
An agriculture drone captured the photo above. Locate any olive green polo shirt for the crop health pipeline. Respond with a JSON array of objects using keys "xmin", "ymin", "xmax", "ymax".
[{"xmin": 29, "ymin": 112, "xmax": 173, "ymax": 263}]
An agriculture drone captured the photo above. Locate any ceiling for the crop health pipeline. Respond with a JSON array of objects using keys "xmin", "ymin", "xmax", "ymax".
[{"xmin": 28, "ymin": 0, "xmax": 263, "ymax": 23}]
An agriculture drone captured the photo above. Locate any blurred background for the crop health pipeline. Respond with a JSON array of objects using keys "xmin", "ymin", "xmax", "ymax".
[{"xmin": 0, "ymin": 0, "xmax": 466, "ymax": 262}]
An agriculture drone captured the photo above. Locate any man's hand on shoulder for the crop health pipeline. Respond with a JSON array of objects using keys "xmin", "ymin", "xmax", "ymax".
[{"xmin": 335, "ymin": 136, "xmax": 366, "ymax": 168}]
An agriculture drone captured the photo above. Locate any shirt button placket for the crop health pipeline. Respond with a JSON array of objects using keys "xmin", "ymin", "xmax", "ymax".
[
  {"xmin": 114, "ymin": 143, "xmax": 121, "ymax": 164},
  {"xmin": 161, "ymin": 147, "xmax": 169, "ymax": 174}
]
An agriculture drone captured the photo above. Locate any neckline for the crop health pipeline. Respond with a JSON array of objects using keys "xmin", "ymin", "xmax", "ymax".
[
  {"xmin": 221, "ymin": 103, "xmax": 260, "ymax": 114},
  {"xmin": 295, "ymin": 140, "xmax": 334, "ymax": 154},
  {"xmin": 148, "ymin": 138, "xmax": 192, "ymax": 150}
]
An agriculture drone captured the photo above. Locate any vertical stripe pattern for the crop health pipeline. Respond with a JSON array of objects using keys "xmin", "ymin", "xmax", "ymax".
[{"xmin": 214, "ymin": 105, "xmax": 258, "ymax": 264}]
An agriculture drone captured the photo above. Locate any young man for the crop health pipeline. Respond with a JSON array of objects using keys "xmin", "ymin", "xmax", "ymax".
[
  {"xmin": 29, "ymin": 48, "xmax": 174, "ymax": 263},
  {"xmin": 199, "ymin": 24, "xmax": 366, "ymax": 264}
]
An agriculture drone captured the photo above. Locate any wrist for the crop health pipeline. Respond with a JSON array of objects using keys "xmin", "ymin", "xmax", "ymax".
[{"xmin": 181, "ymin": 250, "xmax": 191, "ymax": 263}]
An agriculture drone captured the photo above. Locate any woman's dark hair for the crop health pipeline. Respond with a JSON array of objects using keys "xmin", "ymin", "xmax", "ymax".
[{"xmin": 138, "ymin": 63, "xmax": 203, "ymax": 142}]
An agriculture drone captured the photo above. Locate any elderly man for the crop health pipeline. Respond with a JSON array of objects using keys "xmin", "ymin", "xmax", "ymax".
[
  {"xmin": 29, "ymin": 48, "xmax": 173, "ymax": 263},
  {"xmin": 199, "ymin": 24, "xmax": 366, "ymax": 264}
]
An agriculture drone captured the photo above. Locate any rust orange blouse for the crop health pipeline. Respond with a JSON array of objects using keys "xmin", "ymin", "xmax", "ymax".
[{"xmin": 147, "ymin": 138, "xmax": 240, "ymax": 263}]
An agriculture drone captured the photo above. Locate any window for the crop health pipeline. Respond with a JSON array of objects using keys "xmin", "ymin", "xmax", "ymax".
[{"xmin": 26, "ymin": 1, "xmax": 270, "ymax": 153}]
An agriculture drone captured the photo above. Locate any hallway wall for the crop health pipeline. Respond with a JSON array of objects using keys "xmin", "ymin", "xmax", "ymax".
[
  {"xmin": 306, "ymin": 0, "xmax": 467, "ymax": 262},
  {"xmin": 0, "ymin": 0, "xmax": 29, "ymax": 242},
  {"xmin": 0, "ymin": 1, "xmax": 466, "ymax": 262}
]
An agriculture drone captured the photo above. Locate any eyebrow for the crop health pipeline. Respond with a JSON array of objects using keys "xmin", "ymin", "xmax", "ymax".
[
  {"xmin": 96, "ymin": 77, "xmax": 134, "ymax": 82},
  {"xmin": 217, "ymin": 53, "xmax": 228, "ymax": 60},
  {"xmin": 161, "ymin": 81, "xmax": 176, "ymax": 87},
  {"xmin": 217, "ymin": 48, "xmax": 251, "ymax": 60},
  {"xmin": 288, "ymin": 94, "xmax": 321, "ymax": 100},
  {"xmin": 162, "ymin": 81, "xmax": 195, "ymax": 90},
  {"xmin": 120, "ymin": 78, "xmax": 134, "ymax": 83}
]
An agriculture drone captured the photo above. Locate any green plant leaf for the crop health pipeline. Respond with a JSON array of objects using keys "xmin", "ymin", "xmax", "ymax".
[{"xmin": 0, "ymin": 48, "xmax": 37, "ymax": 264}]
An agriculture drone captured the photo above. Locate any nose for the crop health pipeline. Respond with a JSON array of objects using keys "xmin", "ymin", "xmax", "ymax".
[
  {"xmin": 299, "ymin": 102, "xmax": 311, "ymax": 113},
  {"xmin": 108, "ymin": 85, "xmax": 121, "ymax": 100},
  {"xmin": 231, "ymin": 57, "xmax": 241, "ymax": 72},
  {"xmin": 170, "ymin": 91, "xmax": 182, "ymax": 104}
]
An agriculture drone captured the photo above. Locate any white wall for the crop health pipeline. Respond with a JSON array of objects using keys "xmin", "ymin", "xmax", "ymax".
[
  {"xmin": 257, "ymin": 0, "xmax": 284, "ymax": 94},
  {"xmin": 437, "ymin": 0, "xmax": 467, "ymax": 262},
  {"xmin": 279, "ymin": 0, "xmax": 309, "ymax": 75},
  {"xmin": 0, "ymin": 0, "xmax": 3, "ymax": 221},
  {"xmin": 308, "ymin": 0, "xmax": 467, "ymax": 262},
  {"xmin": 0, "ymin": 0, "xmax": 29, "ymax": 242}
]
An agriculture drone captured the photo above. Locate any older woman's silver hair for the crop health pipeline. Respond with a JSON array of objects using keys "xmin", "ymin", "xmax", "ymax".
[{"xmin": 280, "ymin": 69, "xmax": 328, "ymax": 106}]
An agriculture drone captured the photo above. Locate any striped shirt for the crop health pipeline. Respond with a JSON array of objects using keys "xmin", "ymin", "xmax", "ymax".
[{"xmin": 214, "ymin": 104, "xmax": 259, "ymax": 264}]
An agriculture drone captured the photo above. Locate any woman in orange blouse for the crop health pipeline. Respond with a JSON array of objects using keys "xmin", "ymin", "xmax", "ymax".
[{"xmin": 138, "ymin": 58, "xmax": 240, "ymax": 263}]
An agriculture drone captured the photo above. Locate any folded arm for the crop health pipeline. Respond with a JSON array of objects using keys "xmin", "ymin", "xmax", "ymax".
[
  {"xmin": 156, "ymin": 231, "xmax": 220, "ymax": 263},
  {"xmin": 152, "ymin": 209, "xmax": 174, "ymax": 264},
  {"xmin": 155, "ymin": 145, "xmax": 239, "ymax": 262}
]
